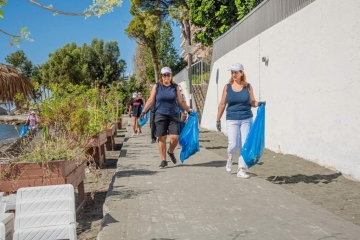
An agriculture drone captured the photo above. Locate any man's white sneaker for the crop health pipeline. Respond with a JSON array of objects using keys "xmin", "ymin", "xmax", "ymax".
[
  {"xmin": 237, "ymin": 170, "xmax": 250, "ymax": 179},
  {"xmin": 226, "ymin": 160, "xmax": 232, "ymax": 172}
]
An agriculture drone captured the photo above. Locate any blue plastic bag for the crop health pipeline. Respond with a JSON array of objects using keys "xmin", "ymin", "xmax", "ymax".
[
  {"xmin": 241, "ymin": 104, "xmax": 266, "ymax": 168},
  {"xmin": 138, "ymin": 111, "xmax": 150, "ymax": 127},
  {"xmin": 19, "ymin": 125, "xmax": 28, "ymax": 137},
  {"xmin": 179, "ymin": 111, "xmax": 200, "ymax": 163}
]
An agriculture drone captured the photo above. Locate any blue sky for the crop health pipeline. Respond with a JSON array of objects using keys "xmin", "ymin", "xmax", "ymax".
[{"xmin": 0, "ymin": 0, "xmax": 182, "ymax": 75}]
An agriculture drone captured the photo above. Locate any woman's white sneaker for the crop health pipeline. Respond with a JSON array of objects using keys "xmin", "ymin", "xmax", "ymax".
[
  {"xmin": 237, "ymin": 170, "xmax": 250, "ymax": 179},
  {"xmin": 226, "ymin": 160, "xmax": 232, "ymax": 172}
]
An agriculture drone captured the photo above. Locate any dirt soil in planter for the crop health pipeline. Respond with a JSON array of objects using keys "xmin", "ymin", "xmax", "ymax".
[{"xmin": 76, "ymin": 129, "xmax": 126, "ymax": 240}]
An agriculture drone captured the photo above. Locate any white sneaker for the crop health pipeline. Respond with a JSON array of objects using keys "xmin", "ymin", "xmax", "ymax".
[
  {"xmin": 237, "ymin": 170, "xmax": 250, "ymax": 179},
  {"xmin": 226, "ymin": 160, "xmax": 232, "ymax": 172}
]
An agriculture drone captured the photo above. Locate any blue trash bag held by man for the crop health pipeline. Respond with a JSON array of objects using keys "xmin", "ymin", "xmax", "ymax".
[
  {"xmin": 138, "ymin": 106, "xmax": 150, "ymax": 127},
  {"xmin": 179, "ymin": 111, "xmax": 200, "ymax": 163},
  {"xmin": 241, "ymin": 104, "xmax": 266, "ymax": 168}
]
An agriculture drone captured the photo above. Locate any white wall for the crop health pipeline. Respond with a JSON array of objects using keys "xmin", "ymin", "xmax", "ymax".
[{"xmin": 201, "ymin": 0, "xmax": 360, "ymax": 180}]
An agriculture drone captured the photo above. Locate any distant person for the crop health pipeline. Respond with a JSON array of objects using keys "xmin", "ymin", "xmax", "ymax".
[
  {"xmin": 26, "ymin": 111, "xmax": 37, "ymax": 132},
  {"xmin": 141, "ymin": 67, "xmax": 192, "ymax": 168},
  {"xmin": 177, "ymin": 85, "xmax": 187, "ymax": 148},
  {"xmin": 216, "ymin": 63, "xmax": 265, "ymax": 178},
  {"xmin": 137, "ymin": 92, "xmax": 146, "ymax": 134},
  {"xmin": 129, "ymin": 92, "xmax": 144, "ymax": 136},
  {"xmin": 149, "ymin": 93, "xmax": 157, "ymax": 144}
]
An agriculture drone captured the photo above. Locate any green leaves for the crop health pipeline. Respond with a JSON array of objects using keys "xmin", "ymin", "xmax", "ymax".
[
  {"xmin": 0, "ymin": 9, "xmax": 4, "ymax": 19},
  {"xmin": 20, "ymin": 27, "xmax": 27, "ymax": 33},
  {"xmin": 189, "ymin": 0, "xmax": 263, "ymax": 46}
]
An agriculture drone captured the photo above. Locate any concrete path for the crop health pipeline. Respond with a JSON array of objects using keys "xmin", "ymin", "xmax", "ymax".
[{"xmin": 97, "ymin": 119, "xmax": 360, "ymax": 240}]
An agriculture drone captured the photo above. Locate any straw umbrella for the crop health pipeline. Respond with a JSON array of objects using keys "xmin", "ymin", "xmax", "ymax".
[{"xmin": 0, "ymin": 63, "xmax": 34, "ymax": 105}]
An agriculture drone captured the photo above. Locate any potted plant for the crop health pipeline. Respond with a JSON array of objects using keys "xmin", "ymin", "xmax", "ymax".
[{"xmin": 0, "ymin": 130, "xmax": 91, "ymax": 204}]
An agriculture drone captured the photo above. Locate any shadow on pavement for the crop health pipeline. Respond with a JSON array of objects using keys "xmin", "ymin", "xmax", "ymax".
[
  {"xmin": 204, "ymin": 146, "xmax": 227, "ymax": 150},
  {"xmin": 115, "ymin": 169, "xmax": 159, "ymax": 177},
  {"xmin": 167, "ymin": 160, "xmax": 226, "ymax": 168},
  {"xmin": 100, "ymin": 213, "xmax": 119, "ymax": 228},
  {"xmin": 266, "ymin": 172, "xmax": 342, "ymax": 184}
]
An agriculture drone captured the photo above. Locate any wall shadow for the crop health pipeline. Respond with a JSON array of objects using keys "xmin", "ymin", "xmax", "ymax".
[{"xmin": 266, "ymin": 173, "xmax": 342, "ymax": 184}]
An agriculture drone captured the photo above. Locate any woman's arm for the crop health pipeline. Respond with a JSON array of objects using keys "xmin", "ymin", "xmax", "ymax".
[
  {"xmin": 249, "ymin": 84, "xmax": 259, "ymax": 107},
  {"xmin": 216, "ymin": 85, "xmax": 228, "ymax": 121},
  {"xmin": 177, "ymin": 86, "xmax": 191, "ymax": 112},
  {"xmin": 142, "ymin": 85, "xmax": 157, "ymax": 113}
]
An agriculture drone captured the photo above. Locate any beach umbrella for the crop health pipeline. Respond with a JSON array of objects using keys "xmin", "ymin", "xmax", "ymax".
[{"xmin": 0, "ymin": 63, "xmax": 34, "ymax": 104}]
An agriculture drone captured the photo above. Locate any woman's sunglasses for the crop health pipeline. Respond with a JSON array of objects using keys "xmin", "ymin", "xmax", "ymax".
[{"xmin": 162, "ymin": 73, "xmax": 171, "ymax": 77}]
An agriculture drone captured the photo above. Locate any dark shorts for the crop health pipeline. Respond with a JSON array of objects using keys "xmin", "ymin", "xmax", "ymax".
[{"xmin": 155, "ymin": 113, "xmax": 179, "ymax": 137}]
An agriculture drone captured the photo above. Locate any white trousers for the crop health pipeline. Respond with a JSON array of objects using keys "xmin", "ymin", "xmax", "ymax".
[{"xmin": 226, "ymin": 118, "xmax": 253, "ymax": 169}]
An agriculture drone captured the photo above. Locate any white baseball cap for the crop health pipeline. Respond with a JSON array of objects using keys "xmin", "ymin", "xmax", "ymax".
[
  {"xmin": 228, "ymin": 63, "xmax": 244, "ymax": 71},
  {"xmin": 30, "ymin": 111, "xmax": 35, "ymax": 114},
  {"xmin": 132, "ymin": 92, "xmax": 138, "ymax": 98},
  {"xmin": 161, "ymin": 67, "xmax": 172, "ymax": 74}
]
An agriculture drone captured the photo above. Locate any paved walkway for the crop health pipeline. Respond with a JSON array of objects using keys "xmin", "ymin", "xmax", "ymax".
[{"xmin": 97, "ymin": 119, "xmax": 360, "ymax": 240}]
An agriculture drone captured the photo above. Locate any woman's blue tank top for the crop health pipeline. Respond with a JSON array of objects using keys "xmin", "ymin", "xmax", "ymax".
[
  {"xmin": 155, "ymin": 83, "xmax": 178, "ymax": 116},
  {"xmin": 226, "ymin": 83, "xmax": 253, "ymax": 120}
]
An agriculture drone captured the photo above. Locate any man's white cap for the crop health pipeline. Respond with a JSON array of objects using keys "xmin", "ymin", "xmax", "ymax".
[
  {"xmin": 161, "ymin": 67, "xmax": 172, "ymax": 74},
  {"xmin": 132, "ymin": 92, "xmax": 138, "ymax": 98},
  {"xmin": 228, "ymin": 63, "xmax": 244, "ymax": 71}
]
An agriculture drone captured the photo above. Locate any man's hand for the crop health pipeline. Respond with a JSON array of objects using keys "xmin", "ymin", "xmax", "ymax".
[
  {"xmin": 141, "ymin": 111, "xmax": 147, "ymax": 119},
  {"xmin": 216, "ymin": 121, "xmax": 221, "ymax": 132}
]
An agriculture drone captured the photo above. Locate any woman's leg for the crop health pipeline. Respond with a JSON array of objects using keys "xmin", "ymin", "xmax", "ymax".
[
  {"xmin": 158, "ymin": 135, "xmax": 167, "ymax": 161},
  {"xmin": 238, "ymin": 118, "xmax": 253, "ymax": 171},
  {"xmin": 168, "ymin": 135, "xmax": 179, "ymax": 153},
  {"xmin": 225, "ymin": 120, "xmax": 240, "ymax": 172},
  {"xmin": 132, "ymin": 117, "xmax": 137, "ymax": 135}
]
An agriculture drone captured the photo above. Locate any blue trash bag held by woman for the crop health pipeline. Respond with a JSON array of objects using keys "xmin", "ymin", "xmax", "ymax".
[
  {"xmin": 179, "ymin": 111, "xmax": 200, "ymax": 163},
  {"xmin": 138, "ymin": 106, "xmax": 150, "ymax": 127},
  {"xmin": 19, "ymin": 125, "xmax": 28, "ymax": 137},
  {"xmin": 241, "ymin": 104, "xmax": 266, "ymax": 168}
]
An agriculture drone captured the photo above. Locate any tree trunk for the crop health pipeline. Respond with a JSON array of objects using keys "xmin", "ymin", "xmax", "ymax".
[{"xmin": 149, "ymin": 45, "xmax": 160, "ymax": 82}]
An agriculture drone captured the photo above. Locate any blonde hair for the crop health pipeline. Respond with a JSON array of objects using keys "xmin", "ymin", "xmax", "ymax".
[
  {"xmin": 159, "ymin": 74, "xmax": 175, "ymax": 85},
  {"xmin": 229, "ymin": 71, "xmax": 248, "ymax": 86}
]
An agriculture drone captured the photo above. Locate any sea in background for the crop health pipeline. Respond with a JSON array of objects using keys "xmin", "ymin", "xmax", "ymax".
[{"xmin": 0, "ymin": 124, "xmax": 22, "ymax": 146}]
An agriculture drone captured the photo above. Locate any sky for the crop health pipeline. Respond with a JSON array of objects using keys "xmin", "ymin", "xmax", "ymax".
[{"xmin": 0, "ymin": 0, "xmax": 182, "ymax": 75}]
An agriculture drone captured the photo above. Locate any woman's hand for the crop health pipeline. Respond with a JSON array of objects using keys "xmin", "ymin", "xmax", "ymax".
[{"xmin": 216, "ymin": 121, "xmax": 221, "ymax": 132}]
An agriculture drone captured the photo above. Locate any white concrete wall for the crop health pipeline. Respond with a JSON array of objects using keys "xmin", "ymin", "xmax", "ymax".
[{"xmin": 201, "ymin": 0, "xmax": 360, "ymax": 180}]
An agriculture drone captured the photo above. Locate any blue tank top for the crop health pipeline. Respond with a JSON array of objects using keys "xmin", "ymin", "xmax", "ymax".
[
  {"xmin": 226, "ymin": 83, "xmax": 253, "ymax": 120},
  {"xmin": 155, "ymin": 83, "xmax": 179, "ymax": 116}
]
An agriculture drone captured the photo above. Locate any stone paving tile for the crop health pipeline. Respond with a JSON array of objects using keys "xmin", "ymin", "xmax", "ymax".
[{"xmin": 98, "ymin": 120, "xmax": 360, "ymax": 240}]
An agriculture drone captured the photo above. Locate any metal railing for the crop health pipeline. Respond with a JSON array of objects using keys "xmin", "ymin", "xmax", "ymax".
[
  {"xmin": 190, "ymin": 60, "xmax": 211, "ymax": 85},
  {"xmin": 211, "ymin": 0, "xmax": 317, "ymax": 66}
]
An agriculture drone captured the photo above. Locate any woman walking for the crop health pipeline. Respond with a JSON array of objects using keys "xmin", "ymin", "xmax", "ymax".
[
  {"xmin": 129, "ymin": 92, "xmax": 144, "ymax": 136},
  {"xmin": 216, "ymin": 63, "xmax": 265, "ymax": 178},
  {"xmin": 142, "ymin": 67, "xmax": 192, "ymax": 168}
]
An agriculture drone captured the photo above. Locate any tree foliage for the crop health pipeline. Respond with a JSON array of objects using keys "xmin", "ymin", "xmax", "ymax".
[
  {"xmin": 5, "ymin": 50, "xmax": 33, "ymax": 77},
  {"xmin": 189, "ymin": 0, "xmax": 263, "ymax": 46},
  {"xmin": 126, "ymin": 1, "xmax": 161, "ymax": 82},
  {"xmin": 41, "ymin": 38, "xmax": 126, "ymax": 87}
]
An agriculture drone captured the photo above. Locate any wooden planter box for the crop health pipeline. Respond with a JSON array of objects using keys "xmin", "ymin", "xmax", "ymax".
[
  {"xmin": 105, "ymin": 124, "xmax": 116, "ymax": 151},
  {"xmin": 116, "ymin": 117, "xmax": 122, "ymax": 130},
  {"xmin": 0, "ymin": 160, "xmax": 86, "ymax": 203},
  {"xmin": 87, "ymin": 131, "xmax": 107, "ymax": 168}
]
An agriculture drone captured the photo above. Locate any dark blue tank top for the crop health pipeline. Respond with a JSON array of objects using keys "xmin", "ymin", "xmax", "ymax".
[
  {"xmin": 226, "ymin": 83, "xmax": 253, "ymax": 120},
  {"xmin": 155, "ymin": 83, "xmax": 178, "ymax": 116}
]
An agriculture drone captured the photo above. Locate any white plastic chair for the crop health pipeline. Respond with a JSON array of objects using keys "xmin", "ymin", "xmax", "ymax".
[
  {"xmin": 0, "ymin": 213, "xmax": 14, "ymax": 240},
  {"xmin": 13, "ymin": 184, "xmax": 77, "ymax": 240}
]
